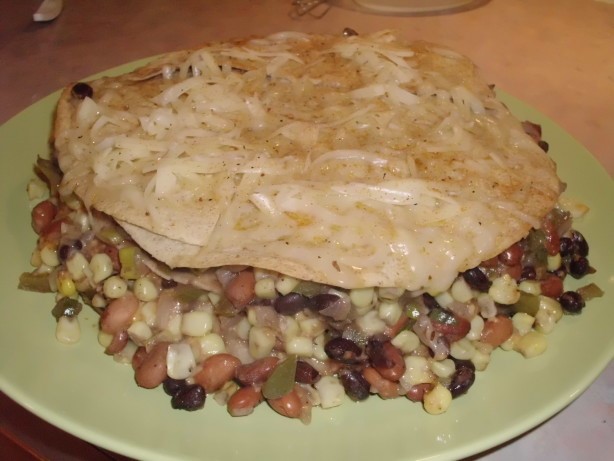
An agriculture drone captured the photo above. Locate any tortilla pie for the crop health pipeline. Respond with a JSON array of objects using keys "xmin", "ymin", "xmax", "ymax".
[{"xmin": 53, "ymin": 30, "xmax": 560, "ymax": 293}]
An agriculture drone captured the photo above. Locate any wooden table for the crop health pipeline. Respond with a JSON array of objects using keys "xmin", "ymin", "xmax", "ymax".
[{"xmin": 1, "ymin": 1, "xmax": 612, "ymax": 459}]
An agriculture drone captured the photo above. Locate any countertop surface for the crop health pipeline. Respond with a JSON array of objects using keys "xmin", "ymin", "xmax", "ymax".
[{"xmin": 1, "ymin": 1, "xmax": 612, "ymax": 460}]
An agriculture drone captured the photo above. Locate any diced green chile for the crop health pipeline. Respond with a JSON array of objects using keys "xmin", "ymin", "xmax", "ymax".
[
  {"xmin": 262, "ymin": 354, "xmax": 298, "ymax": 400},
  {"xmin": 51, "ymin": 298, "xmax": 82, "ymax": 321},
  {"xmin": 429, "ymin": 307, "xmax": 457, "ymax": 326},
  {"xmin": 512, "ymin": 292, "xmax": 540, "ymax": 316},
  {"xmin": 525, "ymin": 229, "xmax": 548, "ymax": 266},
  {"xmin": 18, "ymin": 272, "xmax": 52, "ymax": 293}
]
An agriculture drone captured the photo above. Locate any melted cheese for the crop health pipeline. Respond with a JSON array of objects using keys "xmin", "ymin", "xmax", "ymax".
[{"xmin": 58, "ymin": 30, "xmax": 559, "ymax": 293}]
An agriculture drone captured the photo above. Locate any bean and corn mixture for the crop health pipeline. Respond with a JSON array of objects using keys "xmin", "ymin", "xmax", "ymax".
[{"xmin": 20, "ymin": 119, "xmax": 603, "ymax": 422}]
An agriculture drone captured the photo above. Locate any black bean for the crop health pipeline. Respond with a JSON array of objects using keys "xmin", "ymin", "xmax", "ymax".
[
  {"xmin": 569, "ymin": 256, "xmax": 590, "ymax": 279},
  {"xmin": 559, "ymin": 237, "xmax": 574, "ymax": 257},
  {"xmin": 273, "ymin": 292, "xmax": 310, "ymax": 315},
  {"xmin": 309, "ymin": 293, "xmax": 341, "ymax": 312},
  {"xmin": 295, "ymin": 361, "xmax": 320, "ymax": 384},
  {"xmin": 421, "ymin": 292, "xmax": 441, "ymax": 311},
  {"xmin": 161, "ymin": 278, "xmax": 178, "ymax": 289},
  {"xmin": 571, "ymin": 231, "xmax": 589, "ymax": 257},
  {"xmin": 71, "ymin": 82, "xmax": 94, "ymax": 99},
  {"xmin": 58, "ymin": 245, "xmax": 72, "ymax": 262},
  {"xmin": 162, "ymin": 377, "xmax": 188, "ymax": 396},
  {"xmin": 324, "ymin": 337, "xmax": 363, "ymax": 364},
  {"xmin": 339, "ymin": 368, "xmax": 370, "ymax": 401},
  {"xmin": 342, "ymin": 27, "xmax": 359, "ymax": 37},
  {"xmin": 520, "ymin": 265, "xmax": 537, "ymax": 281},
  {"xmin": 461, "ymin": 267, "xmax": 492, "ymax": 292},
  {"xmin": 559, "ymin": 291, "xmax": 585, "ymax": 314},
  {"xmin": 537, "ymin": 140, "xmax": 549, "ymax": 152},
  {"xmin": 448, "ymin": 359, "xmax": 475, "ymax": 398},
  {"xmin": 366, "ymin": 340, "xmax": 392, "ymax": 369},
  {"xmin": 170, "ymin": 384, "xmax": 206, "ymax": 411}
]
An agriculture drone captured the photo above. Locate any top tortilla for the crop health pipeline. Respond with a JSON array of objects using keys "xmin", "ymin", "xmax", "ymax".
[{"xmin": 53, "ymin": 30, "xmax": 560, "ymax": 292}]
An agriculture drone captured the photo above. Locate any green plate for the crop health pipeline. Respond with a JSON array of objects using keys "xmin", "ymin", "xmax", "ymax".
[{"xmin": 0, "ymin": 60, "xmax": 612, "ymax": 461}]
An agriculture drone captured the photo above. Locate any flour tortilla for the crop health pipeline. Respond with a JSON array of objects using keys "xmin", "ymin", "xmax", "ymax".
[{"xmin": 53, "ymin": 31, "xmax": 560, "ymax": 292}]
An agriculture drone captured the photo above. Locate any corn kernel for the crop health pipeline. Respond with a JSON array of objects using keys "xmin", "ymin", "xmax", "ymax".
[
  {"xmin": 350, "ymin": 287, "xmax": 375, "ymax": 311},
  {"xmin": 27, "ymin": 177, "xmax": 47, "ymax": 200},
  {"xmin": 488, "ymin": 274, "xmax": 520, "ymax": 305},
  {"xmin": 450, "ymin": 338, "xmax": 476, "ymax": 360},
  {"xmin": 98, "ymin": 330, "xmax": 113, "ymax": 348},
  {"xmin": 377, "ymin": 287, "xmax": 404, "ymax": 300},
  {"xmin": 166, "ymin": 314, "xmax": 183, "ymax": 340},
  {"xmin": 298, "ymin": 317, "xmax": 325, "ymax": 338},
  {"xmin": 199, "ymin": 333, "xmax": 226, "ymax": 357},
  {"xmin": 471, "ymin": 349, "xmax": 491, "ymax": 371},
  {"xmin": 89, "ymin": 253, "xmax": 114, "ymax": 283},
  {"xmin": 127, "ymin": 321, "xmax": 153, "ymax": 344},
  {"xmin": 279, "ymin": 315, "xmax": 300, "ymax": 340},
  {"xmin": 91, "ymin": 294, "xmax": 107, "ymax": 309},
  {"xmin": 423, "ymin": 383, "xmax": 452, "ymax": 415},
  {"xmin": 378, "ymin": 300, "xmax": 402, "ymax": 326},
  {"xmin": 314, "ymin": 376, "xmax": 345, "ymax": 409},
  {"xmin": 234, "ymin": 316, "xmax": 251, "ymax": 341},
  {"xmin": 40, "ymin": 245, "xmax": 60, "ymax": 267},
  {"xmin": 391, "ymin": 330, "xmax": 421, "ymax": 354},
  {"xmin": 512, "ymin": 312, "xmax": 535, "ymax": 336},
  {"xmin": 434, "ymin": 291, "xmax": 454, "ymax": 308},
  {"xmin": 547, "ymin": 253, "xmax": 562, "ymax": 272},
  {"xmin": 450, "ymin": 277, "xmax": 473, "ymax": 303},
  {"xmin": 313, "ymin": 334, "xmax": 328, "ymax": 361},
  {"xmin": 429, "ymin": 358, "xmax": 456, "ymax": 378},
  {"xmin": 103, "ymin": 276, "xmax": 127, "ymax": 299},
  {"xmin": 166, "ymin": 343, "xmax": 196, "ymax": 380},
  {"xmin": 140, "ymin": 301, "xmax": 157, "ymax": 327},
  {"xmin": 275, "ymin": 275, "xmax": 299, "ymax": 295},
  {"xmin": 466, "ymin": 315, "xmax": 484, "ymax": 340},
  {"xmin": 30, "ymin": 249, "xmax": 42, "ymax": 267},
  {"xmin": 55, "ymin": 316, "xmax": 80, "ymax": 344},
  {"xmin": 500, "ymin": 332, "xmax": 520, "ymax": 351},
  {"xmin": 401, "ymin": 356, "xmax": 434, "ymax": 386},
  {"xmin": 355, "ymin": 310, "xmax": 387, "ymax": 336},
  {"xmin": 518, "ymin": 280, "xmax": 541, "ymax": 295},
  {"xmin": 66, "ymin": 252, "xmax": 89, "ymax": 281},
  {"xmin": 113, "ymin": 341, "xmax": 138, "ymax": 364},
  {"xmin": 248, "ymin": 326, "xmax": 276, "ymax": 359},
  {"xmin": 181, "ymin": 311, "xmax": 213, "ymax": 337},
  {"xmin": 515, "ymin": 331, "xmax": 547, "ymax": 358},
  {"xmin": 254, "ymin": 277, "xmax": 276, "ymax": 299},
  {"xmin": 134, "ymin": 277, "xmax": 159, "ymax": 302},
  {"xmin": 539, "ymin": 296, "xmax": 563, "ymax": 322},
  {"xmin": 285, "ymin": 336, "xmax": 313, "ymax": 357},
  {"xmin": 57, "ymin": 274, "xmax": 77, "ymax": 298}
]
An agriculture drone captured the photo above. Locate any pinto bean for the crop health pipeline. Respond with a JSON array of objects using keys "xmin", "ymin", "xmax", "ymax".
[
  {"xmin": 131, "ymin": 346, "xmax": 147, "ymax": 370},
  {"xmin": 481, "ymin": 315, "xmax": 514, "ymax": 347},
  {"xmin": 362, "ymin": 367, "xmax": 400, "ymax": 399},
  {"xmin": 31, "ymin": 200, "xmax": 57, "ymax": 235},
  {"xmin": 235, "ymin": 356, "xmax": 280, "ymax": 386},
  {"xmin": 227, "ymin": 386, "xmax": 263, "ymax": 417},
  {"xmin": 194, "ymin": 353, "xmax": 241, "ymax": 393},
  {"xmin": 135, "ymin": 342, "xmax": 169, "ymax": 389},
  {"xmin": 267, "ymin": 388, "xmax": 302, "ymax": 419},
  {"xmin": 100, "ymin": 292, "xmax": 139, "ymax": 334},
  {"xmin": 540, "ymin": 274, "xmax": 564, "ymax": 299},
  {"xmin": 104, "ymin": 330, "xmax": 129, "ymax": 355},
  {"xmin": 386, "ymin": 314, "xmax": 410, "ymax": 338},
  {"xmin": 406, "ymin": 383, "xmax": 434, "ymax": 402},
  {"xmin": 225, "ymin": 270, "xmax": 256, "ymax": 308},
  {"xmin": 498, "ymin": 243, "xmax": 523, "ymax": 266}
]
